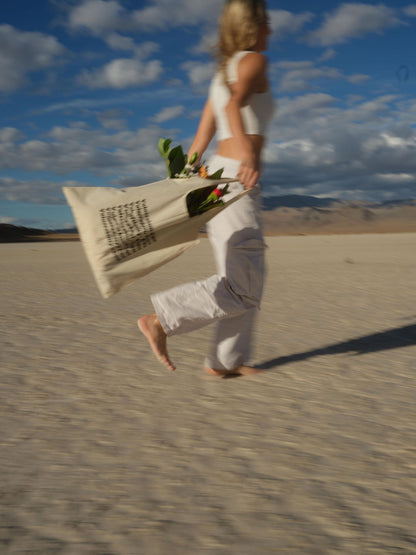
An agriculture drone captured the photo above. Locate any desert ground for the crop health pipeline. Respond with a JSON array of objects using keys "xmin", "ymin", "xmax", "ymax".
[{"xmin": 1, "ymin": 233, "xmax": 416, "ymax": 554}]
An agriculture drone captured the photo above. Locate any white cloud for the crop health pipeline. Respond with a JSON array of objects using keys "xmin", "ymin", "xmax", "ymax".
[
  {"xmin": 0, "ymin": 123, "xmax": 167, "ymax": 190},
  {"xmin": 68, "ymin": 0, "xmax": 223, "ymax": 35},
  {"xmin": 275, "ymin": 60, "xmax": 369, "ymax": 93},
  {"xmin": 347, "ymin": 74, "xmax": 370, "ymax": 84},
  {"xmin": 276, "ymin": 61, "xmax": 315, "ymax": 71},
  {"xmin": 66, "ymin": 0, "xmax": 312, "ymax": 48},
  {"xmin": 79, "ymin": 57, "xmax": 163, "ymax": 89},
  {"xmin": 68, "ymin": 1, "xmax": 164, "ymax": 53},
  {"xmin": 1, "ymin": 91, "xmax": 416, "ymax": 204},
  {"xmin": 153, "ymin": 105, "xmax": 185, "ymax": 123},
  {"xmin": 131, "ymin": 0, "xmax": 223, "ymax": 29},
  {"xmin": 0, "ymin": 127, "xmax": 25, "ymax": 143},
  {"xmin": 134, "ymin": 42, "xmax": 160, "ymax": 59},
  {"xmin": 68, "ymin": 0, "xmax": 124, "ymax": 35},
  {"xmin": 192, "ymin": 30, "xmax": 218, "ymax": 55},
  {"xmin": 95, "ymin": 109, "xmax": 128, "ymax": 129},
  {"xmin": 319, "ymin": 48, "xmax": 337, "ymax": 62},
  {"xmin": 262, "ymin": 92, "xmax": 416, "ymax": 201},
  {"xmin": 105, "ymin": 32, "xmax": 136, "ymax": 51},
  {"xmin": 277, "ymin": 64, "xmax": 342, "ymax": 93},
  {"xmin": 306, "ymin": 3, "xmax": 402, "ymax": 46},
  {"xmin": 66, "ymin": 2, "xmax": 315, "ymax": 64},
  {"xmin": 377, "ymin": 173, "xmax": 415, "ymax": 182},
  {"xmin": 0, "ymin": 24, "xmax": 65, "ymax": 92},
  {"xmin": 181, "ymin": 61, "xmax": 215, "ymax": 87},
  {"xmin": 274, "ymin": 93, "xmax": 337, "ymax": 121},
  {"xmin": 0, "ymin": 177, "xmax": 77, "ymax": 204},
  {"xmin": 270, "ymin": 9, "xmax": 314, "ymax": 38},
  {"xmin": 403, "ymin": 5, "xmax": 416, "ymax": 16},
  {"xmin": 102, "ymin": 33, "xmax": 160, "ymax": 57},
  {"xmin": 380, "ymin": 133, "xmax": 410, "ymax": 148},
  {"xmin": 346, "ymin": 95, "xmax": 399, "ymax": 122}
]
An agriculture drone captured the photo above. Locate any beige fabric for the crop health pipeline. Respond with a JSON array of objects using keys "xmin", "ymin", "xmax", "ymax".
[{"xmin": 63, "ymin": 177, "xmax": 246, "ymax": 298}]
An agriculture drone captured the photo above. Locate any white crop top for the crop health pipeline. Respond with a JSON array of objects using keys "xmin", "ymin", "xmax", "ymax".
[{"xmin": 209, "ymin": 51, "xmax": 275, "ymax": 141}]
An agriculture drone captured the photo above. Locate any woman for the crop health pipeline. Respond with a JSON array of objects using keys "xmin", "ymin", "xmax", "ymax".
[{"xmin": 139, "ymin": 0, "xmax": 274, "ymax": 376}]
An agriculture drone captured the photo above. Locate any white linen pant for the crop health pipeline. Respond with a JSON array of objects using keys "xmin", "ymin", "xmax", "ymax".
[{"xmin": 151, "ymin": 155, "xmax": 266, "ymax": 370}]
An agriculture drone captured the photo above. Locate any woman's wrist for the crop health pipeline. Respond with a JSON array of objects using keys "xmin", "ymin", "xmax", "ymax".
[{"xmin": 240, "ymin": 141, "xmax": 257, "ymax": 167}]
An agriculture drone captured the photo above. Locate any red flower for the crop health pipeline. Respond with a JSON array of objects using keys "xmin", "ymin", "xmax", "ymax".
[{"xmin": 198, "ymin": 184, "xmax": 229, "ymax": 212}]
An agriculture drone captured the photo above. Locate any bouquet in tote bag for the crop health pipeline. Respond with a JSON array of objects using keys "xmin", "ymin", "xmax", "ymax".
[{"xmin": 63, "ymin": 139, "xmax": 247, "ymax": 299}]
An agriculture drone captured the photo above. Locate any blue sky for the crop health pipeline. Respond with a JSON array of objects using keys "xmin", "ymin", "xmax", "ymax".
[{"xmin": 1, "ymin": 0, "xmax": 416, "ymax": 229}]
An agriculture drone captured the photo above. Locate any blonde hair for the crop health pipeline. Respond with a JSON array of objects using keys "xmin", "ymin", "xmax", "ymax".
[{"xmin": 217, "ymin": 0, "xmax": 267, "ymax": 79}]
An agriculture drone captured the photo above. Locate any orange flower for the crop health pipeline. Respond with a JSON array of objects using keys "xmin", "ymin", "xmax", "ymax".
[{"xmin": 198, "ymin": 165, "xmax": 208, "ymax": 178}]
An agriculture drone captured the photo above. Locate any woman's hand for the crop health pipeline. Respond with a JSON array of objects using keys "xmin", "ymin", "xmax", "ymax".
[
  {"xmin": 238, "ymin": 164, "xmax": 259, "ymax": 190},
  {"xmin": 237, "ymin": 148, "xmax": 259, "ymax": 189}
]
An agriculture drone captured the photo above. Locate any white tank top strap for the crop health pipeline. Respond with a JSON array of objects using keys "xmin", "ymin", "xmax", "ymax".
[{"xmin": 226, "ymin": 51, "xmax": 252, "ymax": 84}]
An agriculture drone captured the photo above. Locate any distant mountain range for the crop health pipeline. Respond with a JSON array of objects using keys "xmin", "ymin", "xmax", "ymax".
[
  {"xmin": 261, "ymin": 196, "xmax": 416, "ymax": 235},
  {"xmin": 262, "ymin": 195, "xmax": 339, "ymax": 210},
  {"xmin": 1, "ymin": 195, "xmax": 416, "ymax": 242},
  {"xmin": 0, "ymin": 224, "xmax": 78, "ymax": 243},
  {"xmin": 262, "ymin": 195, "xmax": 416, "ymax": 210}
]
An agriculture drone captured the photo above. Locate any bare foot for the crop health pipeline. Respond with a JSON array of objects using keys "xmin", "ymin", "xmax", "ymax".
[
  {"xmin": 204, "ymin": 365, "xmax": 263, "ymax": 377},
  {"xmin": 138, "ymin": 314, "xmax": 175, "ymax": 371},
  {"xmin": 204, "ymin": 367, "xmax": 239, "ymax": 377}
]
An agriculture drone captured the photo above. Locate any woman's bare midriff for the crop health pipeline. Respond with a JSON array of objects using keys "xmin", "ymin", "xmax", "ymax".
[{"xmin": 216, "ymin": 135, "xmax": 264, "ymax": 162}]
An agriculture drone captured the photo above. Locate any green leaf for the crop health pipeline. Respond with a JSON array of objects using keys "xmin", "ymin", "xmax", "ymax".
[
  {"xmin": 168, "ymin": 145, "xmax": 186, "ymax": 177},
  {"xmin": 158, "ymin": 137, "xmax": 171, "ymax": 159},
  {"xmin": 186, "ymin": 184, "xmax": 217, "ymax": 217},
  {"xmin": 208, "ymin": 168, "xmax": 224, "ymax": 179}
]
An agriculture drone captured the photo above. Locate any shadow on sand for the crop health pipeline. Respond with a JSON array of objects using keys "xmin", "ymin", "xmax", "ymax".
[{"xmin": 256, "ymin": 322, "xmax": 416, "ymax": 372}]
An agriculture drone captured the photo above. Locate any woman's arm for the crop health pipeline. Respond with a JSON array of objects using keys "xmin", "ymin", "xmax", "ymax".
[
  {"xmin": 225, "ymin": 52, "xmax": 267, "ymax": 189},
  {"xmin": 188, "ymin": 99, "xmax": 216, "ymax": 164}
]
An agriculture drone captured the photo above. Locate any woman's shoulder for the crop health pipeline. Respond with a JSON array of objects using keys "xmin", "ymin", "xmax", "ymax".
[
  {"xmin": 238, "ymin": 51, "xmax": 267, "ymax": 68},
  {"xmin": 227, "ymin": 51, "xmax": 267, "ymax": 83},
  {"xmin": 230, "ymin": 50, "xmax": 266, "ymax": 64},
  {"xmin": 236, "ymin": 51, "xmax": 267, "ymax": 81}
]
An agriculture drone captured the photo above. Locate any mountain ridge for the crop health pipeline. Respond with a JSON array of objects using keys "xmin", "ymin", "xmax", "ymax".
[
  {"xmin": 2, "ymin": 196, "xmax": 416, "ymax": 241},
  {"xmin": 262, "ymin": 195, "xmax": 416, "ymax": 210}
]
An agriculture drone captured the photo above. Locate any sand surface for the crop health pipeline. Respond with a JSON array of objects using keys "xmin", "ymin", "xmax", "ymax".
[{"xmin": 1, "ymin": 234, "xmax": 416, "ymax": 554}]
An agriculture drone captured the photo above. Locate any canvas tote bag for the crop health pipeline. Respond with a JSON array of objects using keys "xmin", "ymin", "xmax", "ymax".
[{"xmin": 63, "ymin": 177, "xmax": 247, "ymax": 298}]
